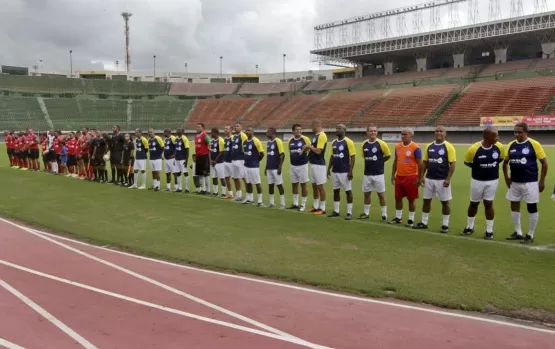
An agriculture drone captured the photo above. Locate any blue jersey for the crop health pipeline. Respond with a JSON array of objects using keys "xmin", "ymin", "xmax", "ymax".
[
  {"xmin": 135, "ymin": 137, "xmax": 149, "ymax": 160},
  {"xmin": 210, "ymin": 137, "xmax": 225, "ymax": 163},
  {"xmin": 148, "ymin": 136, "xmax": 164, "ymax": 160},
  {"xmin": 362, "ymin": 139, "xmax": 391, "ymax": 176},
  {"xmin": 231, "ymin": 132, "xmax": 248, "ymax": 161},
  {"xmin": 464, "ymin": 142, "xmax": 504, "ymax": 181},
  {"xmin": 308, "ymin": 132, "xmax": 328, "ymax": 166},
  {"xmin": 331, "ymin": 137, "xmax": 356, "ymax": 173},
  {"xmin": 505, "ymin": 138, "xmax": 546, "ymax": 183},
  {"xmin": 175, "ymin": 135, "xmax": 189, "ymax": 161},
  {"xmin": 164, "ymin": 136, "xmax": 176, "ymax": 159},
  {"xmin": 223, "ymin": 136, "xmax": 233, "ymax": 163},
  {"xmin": 266, "ymin": 138, "xmax": 284, "ymax": 170},
  {"xmin": 244, "ymin": 137, "xmax": 264, "ymax": 168},
  {"xmin": 423, "ymin": 141, "xmax": 457, "ymax": 180},
  {"xmin": 289, "ymin": 136, "xmax": 311, "ymax": 166}
]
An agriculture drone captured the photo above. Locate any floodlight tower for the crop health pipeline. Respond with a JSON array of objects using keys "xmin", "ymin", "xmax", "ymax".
[{"xmin": 121, "ymin": 12, "xmax": 132, "ymax": 72}]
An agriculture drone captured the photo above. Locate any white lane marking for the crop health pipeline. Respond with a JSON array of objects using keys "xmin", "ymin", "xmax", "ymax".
[
  {"xmin": 0, "ymin": 219, "xmax": 317, "ymax": 347},
  {"xmin": 2, "ymin": 221, "xmax": 552, "ymax": 335},
  {"xmin": 0, "ymin": 338, "xmax": 26, "ymax": 349},
  {"xmin": 0, "ymin": 280, "xmax": 98, "ymax": 349},
  {"xmin": 0, "ymin": 260, "xmax": 332, "ymax": 349}
]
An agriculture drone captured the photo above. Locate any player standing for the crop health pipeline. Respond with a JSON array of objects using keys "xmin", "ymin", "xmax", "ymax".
[
  {"xmin": 194, "ymin": 123, "xmax": 211, "ymax": 195},
  {"xmin": 243, "ymin": 126, "xmax": 265, "ymax": 206},
  {"xmin": 122, "ymin": 133, "xmax": 135, "ymax": 187},
  {"xmin": 503, "ymin": 122, "xmax": 548, "ymax": 244},
  {"xmin": 26, "ymin": 129, "xmax": 39, "ymax": 171},
  {"xmin": 230, "ymin": 123, "xmax": 248, "ymax": 201},
  {"xmin": 359, "ymin": 125, "xmax": 391, "ymax": 220},
  {"xmin": 110, "ymin": 126, "xmax": 126, "ymax": 185},
  {"xmin": 91, "ymin": 131, "xmax": 108, "ymax": 182},
  {"xmin": 209, "ymin": 128, "xmax": 227, "ymax": 197},
  {"xmin": 327, "ymin": 124, "xmax": 356, "ymax": 220},
  {"xmin": 5, "ymin": 131, "xmax": 15, "ymax": 167},
  {"xmin": 265, "ymin": 127, "xmax": 286, "ymax": 209},
  {"xmin": 163, "ymin": 128, "xmax": 178, "ymax": 192},
  {"xmin": 414, "ymin": 126, "xmax": 456, "ymax": 233},
  {"xmin": 222, "ymin": 126, "xmax": 235, "ymax": 199},
  {"xmin": 462, "ymin": 127, "xmax": 504, "ymax": 239},
  {"xmin": 129, "ymin": 129, "xmax": 149, "ymax": 189},
  {"xmin": 148, "ymin": 128, "xmax": 165, "ymax": 191},
  {"xmin": 288, "ymin": 124, "xmax": 310, "ymax": 211},
  {"xmin": 389, "ymin": 128, "xmax": 422, "ymax": 227},
  {"xmin": 174, "ymin": 129, "xmax": 190, "ymax": 193},
  {"xmin": 303, "ymin": 120, "xmax": 328, "ymax": 215}
]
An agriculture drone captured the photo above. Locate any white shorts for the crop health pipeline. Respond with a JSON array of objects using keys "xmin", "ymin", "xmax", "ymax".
[
  {"xmin": 133, "ymin": 159, "xmax": 146, "ymax": 171},
  {"xmin": 211, "ymin": 163, "xmax": 226, "ymax": 179},
  {"xmin": 423, "ymin": 178, "xmax": 452, "ymax": 201},
  {"xmin": 175, "ymin": 159, "xmax": 188, "ymax": 174},
  {"xmin": 506, "ymin": 182, "xmax": 540, "ymax": 204},
  {"xmin": 266, "ymin": 169, "xmax": 283, "ymax": 185},
  {"xmin": 224, "ymin": 162, "xmax": 233, "ymax": 178},
  {"xmin": 310, "ymin": 164, "xmax": 327, "ymax": 185},
  {"xmin": 362, "ymin": 174, "xmax": 386, "ymax": 193},
  {"xmin": 245, "ymin": 167, "xmax": 261, "ymax": 184},
  {"xmin": 290, "ymin": 164, "xmax": 309, "ymax": 184},
  {"xmin": 164, "ymin": 158, "xmax": 176, "ymax": 174},
  {"xmin": 150, "ymin": 159, "xmax": 162, "ymax": 172},
  {"xmin": 470, "ymin": 179, "xmax": 499, "ymax": 202},
  {"xmin": 232, "ymin": 160, "xmax": 245, "ymax": 179},
  {"xmin": 332, "ymin": 172, "xmax": 352, "ymax": 191}
]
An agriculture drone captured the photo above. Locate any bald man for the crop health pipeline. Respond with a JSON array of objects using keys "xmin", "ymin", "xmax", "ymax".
[
  {"xmin": 327, "ymin": 124, "xmax": 356, "ymax": 219},
  {"xmin": 303, "ymin": 120, "xmax": 328, "ymax": 215},
  {"xmin": 413, "ymin": 126, "xmax": 456, "ymax": 233}
]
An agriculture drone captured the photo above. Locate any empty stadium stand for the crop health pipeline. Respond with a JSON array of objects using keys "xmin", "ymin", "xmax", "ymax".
[
  {"xmin": 0, "ymin": 97, "xmax": 48, "ymax": 130},
  {"xmin": 131, "ymin": 100, "xmax": 195, "ymax": 129},
  {"xmin": 260, "ymin": 95, "xmax": 324, "ymax": 128},
  {"xmin": 238, "ymin": 82, "xmax": 305, "ymax": 95},
  {"xmin": 169, "ymin": 83, "xmax": 239, "ymax": 96},
  {"xmin": 82, "ymin": 79, "xmax": 169, "ymax": 96},
  {"xmin": 185, "ymin": 98, "xmax": 256, "ymax": 128},
  {"xmin": 0, "ymin": 75, "xmax": 81, "ymax": 94}
]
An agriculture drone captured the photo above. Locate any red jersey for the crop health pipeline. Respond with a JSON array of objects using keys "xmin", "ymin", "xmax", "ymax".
[
  {"xmin": 79, "ymin": 135, "xmax": 90, "ymax": 154},
  {"xmin": 41, "ymin": 138, "xmax": 48, "ymax": 153},
  {"xmin": 27, "ymin": 134, "xmax": 39, "ymax": 150},
  {"xmin": 195, "ymin": 132, "xmax": 210, "ymax": 156},
  {"xmin": 16, "ymin": 137, "xmax": 24, "ymax": 152},
  {"xmin": 71, "ymin": 138, "xmax": 81, "ymax": 156},
  {"xmin": 53, "ymin": 138, "xmax": 62, "ymax": 155},
  {"xmin": 6, "ymin": 135, "xmax": 14, "ymax": 149}
]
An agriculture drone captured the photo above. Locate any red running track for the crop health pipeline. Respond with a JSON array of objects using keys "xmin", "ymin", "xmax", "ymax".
[{"xmin": 0, "ymin": 219, "xmax": 554, "ymax": 349}]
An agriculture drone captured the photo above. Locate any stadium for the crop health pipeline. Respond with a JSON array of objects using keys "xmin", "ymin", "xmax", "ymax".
[{"xmin": 1, "ymin": 0, "xmax": 555, "ymax": 348}]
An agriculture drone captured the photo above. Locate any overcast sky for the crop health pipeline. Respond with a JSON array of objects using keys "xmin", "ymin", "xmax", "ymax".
[{"xmin": 0, "ymin": 0, "xmax": 552, "ymax": 75}]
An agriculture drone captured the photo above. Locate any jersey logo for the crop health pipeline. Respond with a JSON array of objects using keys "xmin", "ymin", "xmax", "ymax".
[
  {"xmin": 338, "ymin": 145, "xmax": 344, "ymax": 151},
  {"xmin": 405, "ymin": 151, "xmax": 412, "ymax": 156},
  {"xmin": 372, "ymin": 147, "xmax": 377, "ymax": 153},
  {"xmin": 522, "ymin": 147, "xmax": 530, "ymax": 155},
  {"xmin": 520, "ymin": 157, "xmax": 527, "ymax": 164},
  {"xmin": 492, "ymin": 152, "xmax": 499, "ymax": 159},
  {"xmin": 438, "ymin": 149, "xmax": 445, "ymax": 156}
]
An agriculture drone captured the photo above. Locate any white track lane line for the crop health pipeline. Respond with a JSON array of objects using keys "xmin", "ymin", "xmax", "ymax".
[
  {"xmin": 0, "ymin": 338, "xmax": 26, "ymax": 349},
  {"xmin": 0, "ymin": 280, "xmax": 98, "ymax": 349},
  {"xmin": 0, "ymin": 219, "xmax": 320, "ymax": 347},
  {"xmin": 0, "ymin": 260, "xmax": 331, "ymax": 349},
  {"xmin": 1, "ymin": 219, "xmax": 552, "ymax": 335}
]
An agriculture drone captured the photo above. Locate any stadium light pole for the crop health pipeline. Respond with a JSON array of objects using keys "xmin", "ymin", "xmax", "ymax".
[
  {"xmin": 282, "ymin": 53, "xmax": 286, "ymax": 81},
  {"xmin": 116, "ymin": 60, "xmax": 119, "ymax": 73},
  {"xmin": 185, "ymin": 62, "xmax": 188, "ymax": 73},
  {"xmin": 153, "ymin": 55, "xmax": 156, "ymax": 79},
  {"xmin": 69, "ymin": 50, "xmax": 73, "ymax": 78},
  {"xmin": 255, "ymin": 64, "xmax": 258, "ymax": 74},
  {"xmin": 220, "ymin": 56, "xmax": 223, "ymax": 78}
]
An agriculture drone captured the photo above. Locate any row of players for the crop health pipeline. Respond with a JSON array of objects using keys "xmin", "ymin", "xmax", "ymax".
[{"xmin": 4, "ymin": 121, "xmax": 552, "ymax": 243}]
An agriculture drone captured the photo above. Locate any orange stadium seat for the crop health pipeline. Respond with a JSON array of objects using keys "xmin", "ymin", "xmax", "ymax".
[
  {"xmin": 478, "ymin": 59, "xmax": 534, "ymax": 77},
  {"xmin": 438, "ymin": 76, "xmax": 555, "ymax": 126},
  {"xmin": 238, "ymin": 82, "xmax": 305, "ymax": 95},
  {"xmin": 185, "ymin": 98, "xmax": 256, "ymax": 129},
  {"xmin": 260, "ymin": 95, "xmax": 324, "ymax": 129},
  {"xmin": 240, "ymin": 97, "xmax": 284, "ymax": 126},
  {"xmin": 169, "ymin": 83, "xmax": 239, "ymax": 96}
]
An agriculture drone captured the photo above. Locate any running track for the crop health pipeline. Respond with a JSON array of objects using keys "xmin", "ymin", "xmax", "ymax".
[{"xmin": 1, "ymin": 219, "xmax": 554, "ymax": 349}]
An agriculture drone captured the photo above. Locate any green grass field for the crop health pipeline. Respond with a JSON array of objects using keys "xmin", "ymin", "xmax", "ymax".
[{"xmin": 1, "ymin": 143, "xmax": 555, "ymax": 323}]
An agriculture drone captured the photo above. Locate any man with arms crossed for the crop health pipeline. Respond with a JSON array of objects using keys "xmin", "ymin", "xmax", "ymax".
[
  {"xmin": 243, "ymin": 126, "xmax": 265, "ymax": 206},
  {"xmin": 209, "ymin": 127, "xmax": 227, "ymax": 197},
  {"xmin": 303, "ymin": 120, "xmax": 328, "ymax": 215},
  {"xmin": 148, "ymin": 128, "xmax": 165, "ymax": 191},
  {"xmin": 359, "ymin": 125, "xmax": 391, "ymax": 220},
  {"xmin": 462, "ymin": 127, "xmax": 504, "ymax": 239},
  {"xmin": 414, "ymin": 126, "xmax": 456, "ymax": 233},
  {"xmin": 288, "ymin": 124, "xmax": 310, "ymax": 211},
  {"xmin": 195, "ymin": 123, "xmax": 211, "ymax": 195},
  {"xmin": 222, "ymin": 125, "xmax": 235, "ymax": 199},
  {"xmin": 327, "ymin": 124, "xmax": 356, "ymax": 220},
  {"xmin": 174, "ymin": 128, "xmax": 190, "ymax": 193},
  {"xmin": 231, "ymin": 123, "xmax": 248, "ymax": 201},
  {"xmin": 389, "ymin": 128, "xmax": 422, "ymax": 227},
  {"xmin": 503, "ymin": 122, "xmax": 548, "ymax": 244},
  {"xmin": 265, "ymin": 127, "xmax": 286, "ymax": 209}
]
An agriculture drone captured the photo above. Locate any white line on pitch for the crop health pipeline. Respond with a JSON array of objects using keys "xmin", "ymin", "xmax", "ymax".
[
  {"xmin": 0, "ymin": 337, "xmax": 26, "ymax": 349},
  {"xmin": 0, "ymin": 280, "xmax": 98, "ymax": 349},
  {"xmin": 6, "ymin": 221, "xmax": 554, "ymax": 335},
  {"xmin": 0, "ymin": 219, "xmax": 318, "ymax": 347},
  {"xmin": 0, "ymin": 260, "xmax": 331, "ymax": 349}
]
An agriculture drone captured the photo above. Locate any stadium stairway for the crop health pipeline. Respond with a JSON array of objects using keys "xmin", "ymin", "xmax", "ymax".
[
  {"xmin": 347, "ymin": 91, "xmax": 388, "ymax": 127},
  {"xmin": 36, "ymin": 97, "xmax": 54, "ymax": 129},
  {"xmin": 235, "ymin": 97, "xmax": 264, "ymax": 125},
  {"xmin": 427, "ymin": 86, "xmax": 465, "ymax": 125}
]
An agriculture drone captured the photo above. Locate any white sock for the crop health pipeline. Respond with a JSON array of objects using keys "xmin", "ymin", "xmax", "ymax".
[
  {"xmin": 467, "ymin": 216, "xmax": 476, "ymax": 229},
  {"xmin": 134, "ymin": 173, "xmax": 138, "ymax": 185},
  {"xmin": 141, "ymin": 173, "xmax": 147, "ymax": 186},
  {"xmin": 205, "ymin": 177, "xmax": 210, "ymax": 191},
  {"xmin": 364, "ymin": 204, "xmax": 370, "ymax": 215},
  {"xmin": 257, "ymin": 192, "xmax": 263, "ymax": 204},
  {"xmin": 442, "ymin": 215, "xmax": 450, "ymax": 227},
  {"xmin": 347, "ymin": 203, "xmax": 353, "ymax": 215},
  {"xmin": 422, "ymin": 212, "xmax": 429, "ymax": 225},
  {"xmin": 511, "ymin": 212, "xmax": 522, "ymax": 235},
  {"xmin": 313, "ymin": 199, "xmax": 320, "ymax": 210},
  {"xmin": 293, "ymin": 194, "xmax": 299, "ymax": 206},
  {"xmin": 177, "ymin": 176, "xmax": 182, "ymax": 190},
  {"xmin": 529, "ymin": 213, "xmax": 539, "ymax": 238},
  {"xmin": 319, "ymin": 200, "xmax": 326, "ymax": 211},
  {"xmin": 185, "ymin": 176, "xmax": 190, "ymax": 190},
  {"xmin": 166, "ymin": 182, "xmax": 171, "ymax": 189},
  {"xmin": 280, "ymin": 195, "xmax": 286, "ymax": 206},
  {"xmin": 486, "ymin": 219, "xmax": 494, "ymax": 233},
  {"xmin": 221, "ymin": 185, "xmax": 226, "ymax": 195},
  {"xmin": 301, "ymin": 196, "xmax": 307, "ymax": 206},
  {"xmin": 228, "ymin": 188, "xmax": 233, "ymax": 195},
  {"xmin": 396, "ymin": 209, "xmax": 402, "ymax": 219},
  {"xmin": 408, "ymin": 211, "xmax": 415, "ymax": 222},
  {"xmin": 237, "ymin": 190, "xmax": 242, "ymax": 199},
  {"xmin": 213, "ymin": 183, "xmax": 218, "ymax": 194},
  {"xmin": 269, "ymin": 194, "xmax": 275, "ymax": 205},
  {"xmin": 334, "ymin": 201, "xmax": 340, "ymax": 213},
  {"xmin": 381, "ymin": 206, "xmax": 387, "ymax": 218}
]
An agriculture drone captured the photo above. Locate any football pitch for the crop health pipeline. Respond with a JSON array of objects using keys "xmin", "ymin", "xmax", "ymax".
[{"xmin": 1, "ymin": 143, "xmax": 554, "ymax": 323}]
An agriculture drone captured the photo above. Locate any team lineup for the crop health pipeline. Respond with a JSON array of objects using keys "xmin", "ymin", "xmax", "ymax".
[{"xmin": 3, "ymin": 120, "xmax": 551, "ymax": 243}]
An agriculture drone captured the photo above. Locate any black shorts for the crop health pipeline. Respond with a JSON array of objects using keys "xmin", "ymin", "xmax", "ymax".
[
  {"xmin": 122, "ymin": 156, "xmax": 134, "ymax": 167},
  {"xmin": 30, "ymin": 149, "xmax": 39, "ymax": 160},
  {"xmin": 92, "ymin": 156, "xmax": 106, "ymax": 167},
  {"xmin": 81, "ymin": 153, "xmax": 89, "ymax": 164},
  {"xmin": 48, "ymin": 150, "xmax": 56, "ymax": 162},
  {"xmin": 110, "ymin": 151, "xmax": 123, "ymax": 165},
  {"xmin": 19, "ymin": 151, "xmax": 28, "ymax": 159},
  {"xmin": 195, "ymin": 154, "xmax": 210, "ymax": 176},
  {"xmin": 67, "ymin": 155, "xmax": 77, "ymax": 166},
  {"xmin": 7, "ymin": 148, "xmax": 14, "ymax": 157},
  {"xmin": 42, "ymin": 154, "xmax": 48, "ymax": 163}
]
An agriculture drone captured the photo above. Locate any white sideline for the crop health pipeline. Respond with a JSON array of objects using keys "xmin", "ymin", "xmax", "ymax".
[
  {"xmin": 2, "ymin": 218, "xmax": 555, "ymax": 335},
  {"xmin": 0, "ymin": 219, "xmax": 317, "ymax": 347},
  {"xmin": 0, "ymin": 338, "xmax": 26, "ymax": 349},
  {"xmin": 0, "ymin": 280, "xmax": 98, "ymax": 349},
  {"xmin": 0, "ymin": 260, "xmax": 331, "ymax": 349}
]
